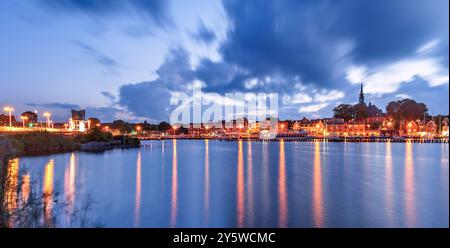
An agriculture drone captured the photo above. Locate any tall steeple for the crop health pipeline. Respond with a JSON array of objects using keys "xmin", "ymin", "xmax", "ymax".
[{"xmin": 359, "ymin": 82, "xmax": 365, "ymax": 104}]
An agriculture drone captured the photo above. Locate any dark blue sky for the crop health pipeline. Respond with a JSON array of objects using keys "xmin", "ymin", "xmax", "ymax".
[{"xmin": 0, "ymin": 0, "xmax": 448, "ymax": 122}]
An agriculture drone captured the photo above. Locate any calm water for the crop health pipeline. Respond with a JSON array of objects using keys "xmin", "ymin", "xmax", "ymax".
[{"xmin": 5, "ymin": 140, "xmax": 449, "ymax": 227}]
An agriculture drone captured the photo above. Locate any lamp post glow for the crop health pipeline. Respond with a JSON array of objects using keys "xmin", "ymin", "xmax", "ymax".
[
  {"xmin": 3, "ymin": 106, "xmax": 14, "ymax": 127},
  {"xmin": 172, "ymin": 125, "xmax": 177, "ymax": 135},
  {"xmin": 136, "ymin": 125, "xmax": 141, "ymax": 135},
  {"xmin": 20, "ymin": 116, "xmax": 28, "ymax": 128},
  {"xmin": 43, "ymin": 112, "xmax": 51, "ymax": 129}
]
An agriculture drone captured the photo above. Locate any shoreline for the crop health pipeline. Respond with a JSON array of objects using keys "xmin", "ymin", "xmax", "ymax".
[{"xmin": 2, "ymin": 135, "xmax": 448, "ymax": 163}]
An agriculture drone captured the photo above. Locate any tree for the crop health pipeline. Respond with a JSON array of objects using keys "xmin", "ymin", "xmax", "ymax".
[
  {"xmin": 353, "ymin": 103, "xmax": 368, "ymax": 120},
  {"xmin": 21, "ymin": 111, "xmax": 38, "ymax": 123},
  {"xmin": 82, "ymin": 127, "xmax": 113, "ymax": 142},
  {"xmin": 178, "ymin": 125, "xmax": 189, "ymax": 134},
  {"xmin": 386, "ymin": 99, "xmax": 428, "ymax": 122},
  {"xmin": 111, "ymin": 120, "xmax": 133, "ymax": 134},
  {"xmin": 158, "ymin": 122, "xmax": 172, "ymax": 132},
  {"xmin": 333, "ymin": 104, "xmax": 354, "ymax": 121}
]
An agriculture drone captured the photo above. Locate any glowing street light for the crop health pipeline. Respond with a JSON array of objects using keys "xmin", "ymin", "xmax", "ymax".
[
  {"xmin": 172, "ymin": 125, "xmax": 177, "ymax": 135},
  {"xmin": 43, "ymin": 112, "xmax": 51, "ymax": 128},
  {"xmin": 3, "ymin": 106, "xmax": 14, "ymax": 127},
  {"xmin": 20, "ymin": 116, "xmax": 28, "ymax": 128}
]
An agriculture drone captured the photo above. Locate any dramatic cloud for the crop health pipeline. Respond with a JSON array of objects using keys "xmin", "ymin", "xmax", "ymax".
[
  {"xmin": 11, "ymin": 0, "xmax": 446, "ymax": 121},
  {"xmin": 118, "ymin": 48, "xmax": 195, "ymax": 121},
  {"xmin": 219, "ymin": 0, "xmax": 449, "ymax": 89},
  {"xmin": 299, "ymin": 103, "xmax": 330, "ymax": 113},
  {"xmin": 40, "ymin": 0, "xmax": 173, "ymax": 27},
  {"xmin": 192, "ymin": 21, "xmax": 217, "ymax": 44},
  {"xmin": 75, "ymin": 41, "xmax": 122, "ymax": 73},
  {"xmin": 26, "ymin": 102, "xmax": 81, "ymax": 110},
  {"xmin": 101, "ymin": 91, "xmax": 117, "ymax": 103},
  {"xmin": 346, "ymin": 57, "xmax": 449, "ymax": 94}
]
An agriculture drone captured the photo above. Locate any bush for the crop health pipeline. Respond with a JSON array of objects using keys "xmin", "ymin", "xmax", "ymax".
[{"xmin": 76, "ymin": 128, "xmax": 113, "ymax": 143}]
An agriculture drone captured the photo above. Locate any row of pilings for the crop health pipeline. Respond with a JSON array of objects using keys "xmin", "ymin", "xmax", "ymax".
[{"xmin": 140, "ymin": 136, "xmax": 449, "ymax": 143}]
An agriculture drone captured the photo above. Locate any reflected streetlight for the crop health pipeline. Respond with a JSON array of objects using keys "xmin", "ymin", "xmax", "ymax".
[{"xmin": 3, "ymin": 106, "xmax": 14, "ymax": 127}]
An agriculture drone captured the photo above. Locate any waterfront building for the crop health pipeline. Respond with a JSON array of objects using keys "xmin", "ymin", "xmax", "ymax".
[
  {"xmin": 326, "ymin": 123, "xmax": 373, "ymax": 137},
  {"xmin": 442, "ymin": 118, "xmax": 449, "ymax": 136},
  {"xmin": 300, "ymin": 120, "xmax": 325, "ymax": 136},
  {"xmin": 292, "ymin": 121, "xmax": 301, "ymax": 131},
  {"xmin": 405, "ymin": 121, "xmax": 419, "ymax": 136},
  {"xmin": 69, "ymin": 109, "xmax": 86, "ymax": 132},
  {"xmin": 278, "ymin": 121, "xmax": 289, "ymax": 133}
]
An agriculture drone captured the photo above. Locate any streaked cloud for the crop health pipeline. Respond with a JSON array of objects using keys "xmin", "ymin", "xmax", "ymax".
[{"xmin": 299, "ymin": 103, "xmax": 329, "ymax": 113}]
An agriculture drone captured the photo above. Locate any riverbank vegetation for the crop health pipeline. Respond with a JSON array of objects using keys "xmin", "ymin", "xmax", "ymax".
[
  {"xmin": 2, "ymin": 132, "xmax": 78, "ymax": 155},
  {"xmin": 0, "ymin": 158, "xmax": 102, "ymax": 227}
]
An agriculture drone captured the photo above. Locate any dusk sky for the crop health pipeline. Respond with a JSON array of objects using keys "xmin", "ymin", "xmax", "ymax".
[{"xmin": 1, "ymin": 0, "xmax": 448, "ymax": 122}]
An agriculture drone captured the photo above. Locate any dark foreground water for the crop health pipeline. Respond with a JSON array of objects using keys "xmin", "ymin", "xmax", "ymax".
[{"xmin": 5, "ymin": 140, "xmax": 449, "ymax": 227}]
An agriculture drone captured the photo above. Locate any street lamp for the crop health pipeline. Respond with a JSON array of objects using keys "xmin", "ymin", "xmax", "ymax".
[
  {"xmin": 20, "ymin": 116, "xmax": 28, "ymax": 128},
  {"xmin": 43, "ymin": 112, "xmax": 51, "ymax": 128},
  {"xmin": 3, "ymin": 106, "xmax": 14, "ymax": 127},
  {"xmin": 172, "ymin": 125, "xmax": 177, "ymax": 135}
]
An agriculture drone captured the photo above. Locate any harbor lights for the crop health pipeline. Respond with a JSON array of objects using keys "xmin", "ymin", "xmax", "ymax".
[
  {"xmin": 20, "ymin": 115, "xmax": 28, "ymax": 128},
  {"xmin": 103, "ymin": 125, "xmax": 110, "ymax": 132},
  {"xmin": 3, "ymin": 106, "xmax": 14, "ymax": 127},
  {"xmin": 136, "ymin": 125, "xmax": 142, "ymax": 135},
  {"xmin": 43, "ymin": 112, "xmax": 51, "ymax": 128}
]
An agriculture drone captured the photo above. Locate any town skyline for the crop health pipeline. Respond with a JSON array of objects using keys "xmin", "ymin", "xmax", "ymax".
[{"xmin": 1, "ymin": 83, "xmax": 448, "ymax": 126}]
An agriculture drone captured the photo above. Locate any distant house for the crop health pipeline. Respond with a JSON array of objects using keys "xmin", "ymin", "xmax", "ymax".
[
  {"xmin": 405, "ymin": 121, "xmax": 419, "ymax": 136},
  {"xmin": 442, "ymin": 118, "xmax": 449, "ymax": 136},
  {"xmin": 425, "ymin": 120, "xmax": 437, "ymax": 134},
  {"xmin": 300, "ymin": 120, "xmax": 325, "ymax": 136},
  {"xmin": 69, "ymin": 109, "xmax": 86, "ymax": 132},
  {"xmin": 0, "ymin": 114, "xmax": 16, "ymax": 126}
]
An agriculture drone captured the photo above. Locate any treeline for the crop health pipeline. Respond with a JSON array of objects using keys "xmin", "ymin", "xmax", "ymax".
[{"xmin": 107, "ymin": 120, "xmax": 189, "ymax": 134}]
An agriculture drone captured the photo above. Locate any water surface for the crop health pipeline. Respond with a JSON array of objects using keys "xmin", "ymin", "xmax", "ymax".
[{"xmin": 5, "ymin": 140, "xmax": 449, "ymax": 227}]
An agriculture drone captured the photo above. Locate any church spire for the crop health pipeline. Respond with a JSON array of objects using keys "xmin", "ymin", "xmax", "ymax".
[{"xmin": 359, "ymin": 82, "xmax": 365, "ymax": 104}]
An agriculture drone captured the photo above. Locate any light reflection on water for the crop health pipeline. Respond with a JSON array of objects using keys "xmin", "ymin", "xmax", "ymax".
[
  {"xmin": 278, "ymin": 140, "xmax": 287, "ymax": 227},
  {"xmin": 204, "ymin": 140, "xmax": 210, "ymax": 226},
  {"xmin": 4, "ymin": 140, "xmax": 449, "ymax": 227},
  {"xmin": 170, "ymin": 139, "xmax": 177, "ymax": 227},
  {"xmin": 312, "ymin": 142, "xmax": 323, "ymax": 228}
]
